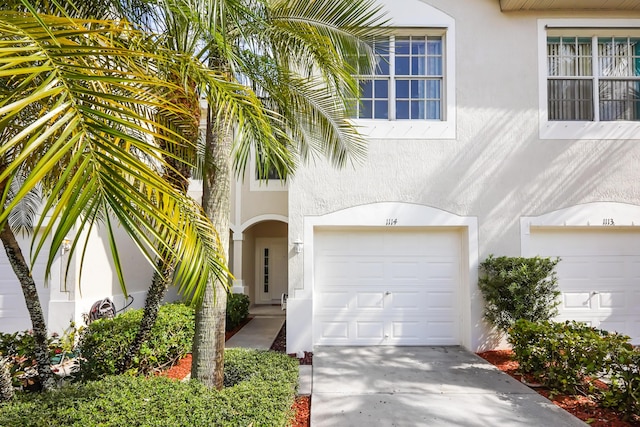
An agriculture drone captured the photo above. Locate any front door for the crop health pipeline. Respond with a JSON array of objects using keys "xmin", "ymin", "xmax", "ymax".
[{"xmin": 256, "ymin": 238, "xmax": 288, "ymax": 304}]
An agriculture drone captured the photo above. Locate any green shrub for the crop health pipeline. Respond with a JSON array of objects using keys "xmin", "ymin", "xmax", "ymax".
[
  {"xmin": 77, "ymin": 303, "xmax": 194, "ymax": 380},
  {"xmin": 599, "ymin": 345, "xmax": 640, "ymax": 419},
  {"xmin": 0, "ymin": 349, "xmax": 298, "ymax": 427},
  {"xmin": 509, "ymin": 320, "xmax": 628, "ymax": 394},
  {"xmin": 226, "ymin": 293, "xmax": 250, "ymax": 332},
  {"xmin": 479, "ymin": 255, "xmax": 561, "ymax": 333},
  {"xmin": 224, "ymin": 347, "xmax": 298, "ymax": 387}
]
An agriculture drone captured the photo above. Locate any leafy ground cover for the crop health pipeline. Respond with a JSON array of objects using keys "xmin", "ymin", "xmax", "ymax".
[
  {"xmin": 478, "ymin": 350, "xmax": 640, "ymax": 427},
  {"xmin": 0, "ymin": 348, "xmax": 298, "ymax": 427}
]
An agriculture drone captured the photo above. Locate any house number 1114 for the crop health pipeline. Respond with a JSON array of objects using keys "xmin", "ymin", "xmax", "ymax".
[{"xmin": 386, "ymin": 218, "xmax": 398, "ymax": 226}]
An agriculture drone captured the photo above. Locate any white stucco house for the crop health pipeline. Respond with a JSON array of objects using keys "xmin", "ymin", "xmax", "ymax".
[{"xmin": 2, "ymin": 0, "xmax": 640, "ymax": 354}]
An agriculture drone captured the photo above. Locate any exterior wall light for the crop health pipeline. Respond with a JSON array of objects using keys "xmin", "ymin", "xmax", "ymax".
[
  {"xmin": 293, "ymin": 238, "xmax": 303, "ymax": 254},
  {"xmin": 61, "ymin": 237, "xmax": 72, "ymax": 255}
]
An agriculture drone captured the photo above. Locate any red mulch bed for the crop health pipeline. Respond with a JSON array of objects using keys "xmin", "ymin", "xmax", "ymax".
[
  {"xmin": 477, "ymin": 350, "xmax": 639, "ymax": 427},
  {"xmin": 160, "ymin": 318, "xmax": 311, "ymax": 427}
]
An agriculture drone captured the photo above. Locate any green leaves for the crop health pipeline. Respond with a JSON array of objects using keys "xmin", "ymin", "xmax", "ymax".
[
  {"xmin": 0, "ymin": 6, "xmax": 228, "ymax": 301},
  {"xmin": 478, "ymin": 255, "xmax": 561, "ymax": 333}
]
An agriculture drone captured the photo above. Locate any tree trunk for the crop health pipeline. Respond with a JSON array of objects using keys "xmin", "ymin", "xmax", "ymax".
[
  {"xmin": 191, "ymin": 108, "xmax": 231, "ymax": 390},
  {"xmin": 0, "ymin": 222, "xmax": 56, "ymax": 392},
  {"xmin": 0, "ymin": 358, "xmax": 14, "ymax": 402},
  {"xmin": 117, "ymin": 259, "xmax": 174, "ymax": 374}
]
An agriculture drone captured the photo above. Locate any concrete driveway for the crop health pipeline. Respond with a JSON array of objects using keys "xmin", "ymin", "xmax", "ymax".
[{"xmin": 311, "ymin": 346, "xmax": 587, "ymax": 427}]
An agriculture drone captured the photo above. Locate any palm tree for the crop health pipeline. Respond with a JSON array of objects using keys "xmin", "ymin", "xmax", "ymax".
[
  {"xmin": 185, "ymin": 0, "xmax": 389, "ymax": 389},
  {"xmin": 0, "ymin": 3, "xmax": 237, "ymax": 390}
]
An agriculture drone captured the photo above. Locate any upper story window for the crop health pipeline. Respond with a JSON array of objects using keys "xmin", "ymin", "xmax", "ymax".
[
  {"xmin": 538, "ymin": 20, "xmax": 640, "ymax": 140},
  {"xmin": 351, "ymin": 33, "xmax": 445, "ymax": 121},
  {"xmin": 547, "ymin": 35, "xmax": 640, "ymax": 122}
]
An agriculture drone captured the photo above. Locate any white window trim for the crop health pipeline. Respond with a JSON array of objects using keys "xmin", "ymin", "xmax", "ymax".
[
  {"xmin": 350, "ymin": 23, "xmax": 456, "ymax": 140},
  {"xmin": 538, "ymin": 19, "xmax": 640, "ymax": 140}
]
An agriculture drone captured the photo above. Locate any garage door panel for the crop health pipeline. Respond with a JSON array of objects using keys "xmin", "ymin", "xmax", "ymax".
[
  {"xmin": 357, "ymin": 321, "xmax": 385, "ymax": 339},
  {"xmin": 314, "ymin": 228, "xmax": 461, "ymax": 346},
  {"xmin": 390, "ymin": 291, "xmax": 423, "ymax": 309},
  {"xmin": 427, "ymin": 292, "xmax": 456, "ymax": 309},
  {"xmin": 356, "ymin": 292, "xmax": 385, "ymax": 309},
  {"xmin": 530, "ymin": 229, "xmax": 640, "ymax": 344},
  {"xmin": 563, "ymin": 292, "xmax": 592, "ymax": 310},
  {"xmin": 316, "ymin": 291, "xmax": 350, "ymax": 309},
  {"xmin": 597, "ymin": 292, "xmax": 626, "ymax": 309}
]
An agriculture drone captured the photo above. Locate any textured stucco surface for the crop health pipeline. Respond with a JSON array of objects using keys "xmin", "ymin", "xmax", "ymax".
[{"xmin": 286, "ymin": 0, "xmax": 640, "ymax": 353}]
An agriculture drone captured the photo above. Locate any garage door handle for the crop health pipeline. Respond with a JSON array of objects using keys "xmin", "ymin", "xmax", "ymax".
[{"xmin": 385, "ymin": 291, "xmax": 391, "ymax": 296}]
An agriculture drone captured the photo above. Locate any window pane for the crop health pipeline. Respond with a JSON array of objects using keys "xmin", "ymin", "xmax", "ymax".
[
  {"xmin": 412, "ymin": 57, "xmax": 426, "ymax": 76},
  {"xmin": 427, "ymin": 57, "xmax": 442, "ymax": 75},
  {"xmin": 599, "ymin": 80, "xmax": 640, "ymax": 121},
  {"xmin": 547, "ymin": 79, "xmax": 594, "ymax": 120},
  {"xmin": 374, "ymin": 100, "xmax": 388, "ymax": 119},
  {"xmin": 548, "ymin": 37, "xmax": 592, "ymax": 77},
  {"xmin": 376, "ymin": 57, "xmax": 390, "ymax": 75},
  {"xmin": 396, "ymin": 80, "xmax": 409, "ymax": 98},
  {"xmin": 598, "ymin": 37, "xmax": 640, "ymax": 78},
  {"xmin": 411, "ymin": 80, "xmax": 425, "ymax": 98},
  {"xmin": 411, "ymin": 100, "xmax": 424, "ymax": 119},
  {"xmin": 361, "ymin": 80, "xmax": 372, "ymax": 98},
  {"xmin": 426, "ymin": 80, "xmax": 441, "ymax": 98},
  {"xmin": 427, "ymin": 101, "xmax": 441, "ymax": 119},
  {"xmin": 360, "ymin": 100, "xmax": 373, "ymax": 119},
  {"xmin": 396, "ymin": 37, "xmax": 410, "ymax": 55},
  {"xmin": 427, "ymin": 37, "xmax": 442, "ymax": 55},
  {"xmin": 412, "ymin": 39, "xmax": 426, "ymax": 55},
  {"xmin": 396, "ymin": 56, "xmax": 410, "ymax": 75},
  {"xmin": 396, "ymin": 100, "xmax": 409, "ymax": 119},
  {"xmin": 374, "ymin": 80, "xmax": 388, "ymax": 98}
]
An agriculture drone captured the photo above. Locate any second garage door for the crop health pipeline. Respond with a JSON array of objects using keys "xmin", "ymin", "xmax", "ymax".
[
  {"xmin": 529, "ymin": 228, "xmax": 640, "ymax": 344},
  {"xmin": 313, "ymin": 228, "xmax": 461, "ymax": 346}
]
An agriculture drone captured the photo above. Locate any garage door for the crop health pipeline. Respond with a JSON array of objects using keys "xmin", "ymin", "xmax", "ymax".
[
  {"xmin": 0, "ymin": 234, "xmax": 52, "ymax": 333},
  {"xmin": 529, "ymin": 229, "xmax": 640, "ymax": 344},
  {"xmin": 314, "ymin": 228, "xmax": 461, "ymax": 346}
]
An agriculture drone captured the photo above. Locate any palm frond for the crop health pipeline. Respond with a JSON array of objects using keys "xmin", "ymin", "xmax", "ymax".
[{"xmin": 0, "ymin": 9, "xmax": 228, "ymax": 295}]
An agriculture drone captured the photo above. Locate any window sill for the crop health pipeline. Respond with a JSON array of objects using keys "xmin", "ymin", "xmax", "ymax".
[
  {"xmin": 352, "ymin": 119, "xmax": 455, "ymax": 140},
  {"xmin": 539, "ymin": 120, "xmax": 640, "ymax": 140}
]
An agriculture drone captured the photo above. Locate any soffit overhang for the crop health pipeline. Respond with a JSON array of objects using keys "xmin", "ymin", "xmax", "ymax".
[{"xmin": 499, "ymin": 0, "xmax": 640, "ymax": 11}]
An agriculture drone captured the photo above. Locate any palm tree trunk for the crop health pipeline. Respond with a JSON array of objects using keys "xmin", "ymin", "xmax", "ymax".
[
  {"xmin": 0, "ymin": 221, "xmax": 56, "ymax": 392},
  {"xmin": 191, "ymin": 107, "xmax": 231, "ymax": 390},
  {"xmin": 0, "ymin": 357, "xmax": 14, "ymax": 402},
  {"xmin": 117, "ymin": 258, "xmax": 173, "ymax": 374}
]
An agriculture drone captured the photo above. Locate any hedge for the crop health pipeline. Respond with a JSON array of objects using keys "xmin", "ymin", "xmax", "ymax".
[{"xmin": 0, "ymin": 349, "xmax": 299, "ymax": 427}]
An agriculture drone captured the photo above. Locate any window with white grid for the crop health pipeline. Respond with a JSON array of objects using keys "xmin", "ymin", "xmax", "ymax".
[{"xmin": 351, "ymin": 34, "xmax": 445, "ymax": 121}]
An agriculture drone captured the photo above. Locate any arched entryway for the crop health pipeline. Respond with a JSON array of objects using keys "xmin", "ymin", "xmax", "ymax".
[{"xmin": 232, "ymin": 217, "xmax": 288, "ymax": 306}]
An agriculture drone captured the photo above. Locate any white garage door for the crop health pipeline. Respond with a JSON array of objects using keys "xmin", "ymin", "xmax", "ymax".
[
  {"xmin": 529, "ymin": 229, "xmax": 640, "ymax": 344},
  {"xmin": 314, "ymin": 228, "xmax": 461, "ymax": 346},
  {"xmin": 0, "ymin": 234, "xmax": 52, "ymax": 333}
]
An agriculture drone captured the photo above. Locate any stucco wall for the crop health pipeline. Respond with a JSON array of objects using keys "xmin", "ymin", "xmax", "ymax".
[{"xmin": 286, "ymin": 0, "xmax": 640, "ymax": 353}]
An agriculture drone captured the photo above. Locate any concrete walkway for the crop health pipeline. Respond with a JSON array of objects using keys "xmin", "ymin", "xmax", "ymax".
[
  {"xmin": 225, "ymin": 316, "xmax": 284, "ymax": 350},
  {"xmin": 311, "ymin": 346, "xmax": 588, "ymax": 427}
]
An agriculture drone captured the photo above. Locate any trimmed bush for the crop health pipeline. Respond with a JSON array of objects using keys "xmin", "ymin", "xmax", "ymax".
[
  {"xmin": 226, "ymin": 293, "xmax": 250, "ymax": 332},
  {"xmin": 0, "ymin": 349, "xmax": 298, "ymax": 427},
  {"xmin": 509, "ymin": 319, "xmax": 627, "ymax": 394},
  {"xmin": 509, "ymin": 319, "xmax": 639, "ymax": 419},
  {"xmin": 479, "ymin": 255, "xmax": 561, "ymax": 333},
  {"xmin": 599, "ymin": 345, "xmax": 640, "ymax": 419},
  {"xmin": 77, "ymin": 303, "xmax": 194, "ymax": 380}
]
